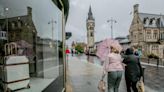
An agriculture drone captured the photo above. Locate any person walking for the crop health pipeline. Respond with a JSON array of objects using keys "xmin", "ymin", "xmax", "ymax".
[
  {"xmin": 71, "ymin": 48, "xmax": 74, "ymax": 56},
  {"xmin": 123, "ymin": 48, "xmax": 143, "ymax": 92},
  {"xmin": 65, "ymin": 46, "xmax": 70, "ymax": 62},
  {"xmin": 102, "ymin": 46, "xmax": 124, "ymax": 92}
]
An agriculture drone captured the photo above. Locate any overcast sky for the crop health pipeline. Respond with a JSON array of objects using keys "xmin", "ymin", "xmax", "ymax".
[
  {"xmin": 0, "ymin": 0, "xmax": 164, "ymax": 46},
  {"xmin": 66, "ymin": 0, "xmax": 164, "ymax": 45}
]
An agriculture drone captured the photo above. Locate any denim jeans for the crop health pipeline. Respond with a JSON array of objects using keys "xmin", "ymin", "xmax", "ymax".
[{"xmin": 107, "ymin": 71, "xmax": 123, "ymax": 92}]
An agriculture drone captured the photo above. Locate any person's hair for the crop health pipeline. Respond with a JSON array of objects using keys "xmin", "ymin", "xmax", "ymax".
[
  {"xmin": 111, "ymin": 46, "xmax": 119, "ymax": 54},
  {"xmin": 125, "ymin": 48, "xmax": 134, "ymax": 55}
]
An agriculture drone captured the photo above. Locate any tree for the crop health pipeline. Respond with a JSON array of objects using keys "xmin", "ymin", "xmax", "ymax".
[{"xmin": 75, "ymin": 44, "xmax": 84, "ymax": 53}]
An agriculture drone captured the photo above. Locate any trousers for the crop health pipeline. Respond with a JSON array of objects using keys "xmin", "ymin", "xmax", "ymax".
[{"xmin": 107, "ymin": 71, "xmax": 123, "ymax": 92}]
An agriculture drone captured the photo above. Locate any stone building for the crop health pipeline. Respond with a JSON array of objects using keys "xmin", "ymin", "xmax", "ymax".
[
  {"xmin": 129, "ymin": 4, "xmax": 164, "ymax": 58},
  {"xmin": 115, "ymin": 36, "xmax": 131, "ymax": 51},
  {"xmin": 86, "ymin": 6, "xmax": 95, "ymax": 53},
  {"xmin": 0, "ymin": 7, "xmax": 37, "ymax": 50}
]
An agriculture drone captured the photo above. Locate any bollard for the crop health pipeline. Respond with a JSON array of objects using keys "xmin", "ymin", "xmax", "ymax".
[
  {"xmin": 157, "ymin": 58, "xmax": 159, "ymax": 68},
  {"xmin": 142, "ymin": 66, "xmax": 146, "ymax": 82}
]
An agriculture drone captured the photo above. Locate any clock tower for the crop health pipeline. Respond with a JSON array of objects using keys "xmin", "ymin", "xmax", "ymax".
[{"xmin": 86, "ymin": 6, "xmax": 95, "ymax": 53}]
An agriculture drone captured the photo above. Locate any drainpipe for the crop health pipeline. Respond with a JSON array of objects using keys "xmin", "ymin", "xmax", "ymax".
[{"xmin": 59, "ymin": 0, "xmax": 66, "ymax": 92}]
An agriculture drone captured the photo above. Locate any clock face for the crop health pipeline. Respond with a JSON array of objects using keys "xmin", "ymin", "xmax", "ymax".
[{"xmin": 90, "ymin": 23, "xmax": 94, "ymax": 26}]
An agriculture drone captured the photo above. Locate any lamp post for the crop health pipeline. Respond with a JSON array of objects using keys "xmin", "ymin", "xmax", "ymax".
[
  {"xmin": 4, "ymin": 7, "xmax": 9, "ymax": 42},
  {"xmin": 48, "ymin": 19, "xmax": 57, "ymax": 48},
  {"xmin": 48, "ymin": 19, "xmax": 57, "ymax": 40},
  {"xmin": 107, "ymin": 17, "xmax": 117, "ymax": 39}
]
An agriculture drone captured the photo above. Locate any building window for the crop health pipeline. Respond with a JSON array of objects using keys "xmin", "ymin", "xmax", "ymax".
[
  {"xmin": 90, "ymin": 26, "xmax": 94, "ymax": 30},
  {"xmin": 11, "ymin": 22, "xmax": 15, "ymax": 29},
  {"xmin": 143, "ymin": 17, "xmax": 148, "ymax": 24},
  {"xmin": 149, "ymin": 18, "xmax": 153, "ymax": 25},
  {"xmin": 5, "ymin": 33, "xmax": 6, "ymax": 37},
  {"xmin": 90, "ymin": 32, "xmax": 93, "ymax": 37},
  {"xmin": 153, "ymin": 30, "xmax": 158, "ymax": 39},
  {"xmin": 163, "ymin": 49, "xmax": 164, "ymax": 58},
  {"xmin": 18, "ymin": 21, "xmax": 22, "ymax": 28},
  {"xmin": 133, "ymin": 34, "xmax": 137, "ymax": 41},
  {"xmin": 139, "ymin": 32, "xmax": 142, "ymax": 40},
  {"xmin": 161, "ymin": 32, "xmax": 164, "ymax": 40},
  {"xmin": 152, "ymin": 45, "xmax": 158, "ymax": 55},
  {"xmin": 152, "ymin": 45, "xmax": 158, "ymax": 50},
  {"xmin": 146, "ymin": 30, "xmax": 151, "ymax": 39},
  {"xmin": 130, "ymin": 32, "xmax": 133, "ymax": 41},
  {"xmin": 2, "ymin": 33, "xmax": 3, "ymax": 37},
  {"xmin": 157, "ymin": 18, "xmax": 161, "ymax": 26}
]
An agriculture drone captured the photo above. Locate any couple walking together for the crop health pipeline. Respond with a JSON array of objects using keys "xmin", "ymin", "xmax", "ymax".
[{"xmin": 97, "ymin": 41, "xmax": 143, "ymax": 92}]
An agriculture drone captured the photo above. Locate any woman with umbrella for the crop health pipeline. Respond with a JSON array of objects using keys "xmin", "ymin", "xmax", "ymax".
[{"xmin": 97, "ymin": 38, "xmax": 124, "ymax": 92}]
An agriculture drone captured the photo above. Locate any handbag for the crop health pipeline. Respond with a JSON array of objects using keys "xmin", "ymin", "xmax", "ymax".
[
  {"xmin": 98, "ymin": 80, "xmax": 106, "ymax": 92},
  {"xmin": 136, "ymin": 77, "xmax": 145, "ymax": 92},
  {"xmin": 98, "ymin": 70, "xmax": 106, "ymax": 92}
]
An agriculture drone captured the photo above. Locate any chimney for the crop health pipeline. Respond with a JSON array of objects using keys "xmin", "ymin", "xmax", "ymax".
[
  {"xmin": 27, "ymin": 6, "xmax": 32, "ymax": 16},
  {"xmin": 133, "ymin": 4, "xmax": 139, "ymax": 14}
]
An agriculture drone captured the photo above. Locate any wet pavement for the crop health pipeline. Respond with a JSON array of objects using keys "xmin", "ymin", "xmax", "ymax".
[
  {"xmin": 144, "ymin": 66, "xmax": 164, "ymax": 91},
  {"xmin": 68, "ymin": 54, "xmax": 164, "ymax": 92},
  {"xmin": 68, "ymin": 56, "xmax": 104, "ymax": 92}
]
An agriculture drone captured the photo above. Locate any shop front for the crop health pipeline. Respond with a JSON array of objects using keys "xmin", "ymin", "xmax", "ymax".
[{"xmin": 0, "ymin": 0, "xmax": 69, "ymax": 92}]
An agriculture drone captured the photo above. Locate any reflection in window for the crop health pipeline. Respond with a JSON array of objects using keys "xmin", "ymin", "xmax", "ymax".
[
  {"xmin": 18, "ymin": 21, "xmax": 22, "ymax": 28},
  {"xmin": 11, "ymin": 22, "xmax": 15, "ymax": 29},
  {"xmin": 0, "ymin": 5, "xmax": 64, "ymax": 92}
]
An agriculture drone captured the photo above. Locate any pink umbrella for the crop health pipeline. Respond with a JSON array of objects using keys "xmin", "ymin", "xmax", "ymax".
[{"xmin": 96, "ymin": 38, "xmax": 122, "ymax": 62}]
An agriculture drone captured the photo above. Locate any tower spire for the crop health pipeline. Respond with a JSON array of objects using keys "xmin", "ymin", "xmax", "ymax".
[
  {"xmin": 88, "ymin": 5, "xmax": 94, "ymax": 20},
  {"xmin": 89, "ymin": 5, "xmax": 92, "ymax": 15}
]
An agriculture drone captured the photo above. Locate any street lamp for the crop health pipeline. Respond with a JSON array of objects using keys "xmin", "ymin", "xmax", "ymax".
[
  {"xmin": 107, "ymin": 17, "xmax": 117, "ymax": 39},
  {"xmin": 4, "ymin": 7, "xmax": 9, "ymax": 42},
  {"xmin": 48, "ymin": 19, "xmax": 57, "ymax": 48}
]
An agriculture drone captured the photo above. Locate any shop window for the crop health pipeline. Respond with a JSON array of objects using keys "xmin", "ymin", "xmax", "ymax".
[{"xmin": 0, "ymin": 4, "xmax": 64, "ymax": 92}]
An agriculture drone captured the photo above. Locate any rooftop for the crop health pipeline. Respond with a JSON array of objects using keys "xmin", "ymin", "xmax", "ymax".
[{"xmin": 139, "ymin": 13, "xmax": 164, "ymax": 28}]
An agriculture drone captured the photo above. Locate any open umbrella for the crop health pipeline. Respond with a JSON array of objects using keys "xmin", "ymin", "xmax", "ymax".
[{"xmin": 96, "ymin": 38, "xmax": 122, "ymax": 61}]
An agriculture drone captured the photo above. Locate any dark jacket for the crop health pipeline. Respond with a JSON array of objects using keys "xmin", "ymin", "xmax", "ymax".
[{"xmin": 123, "ymin": 48, "xmax": 143, "ymax": 82}]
